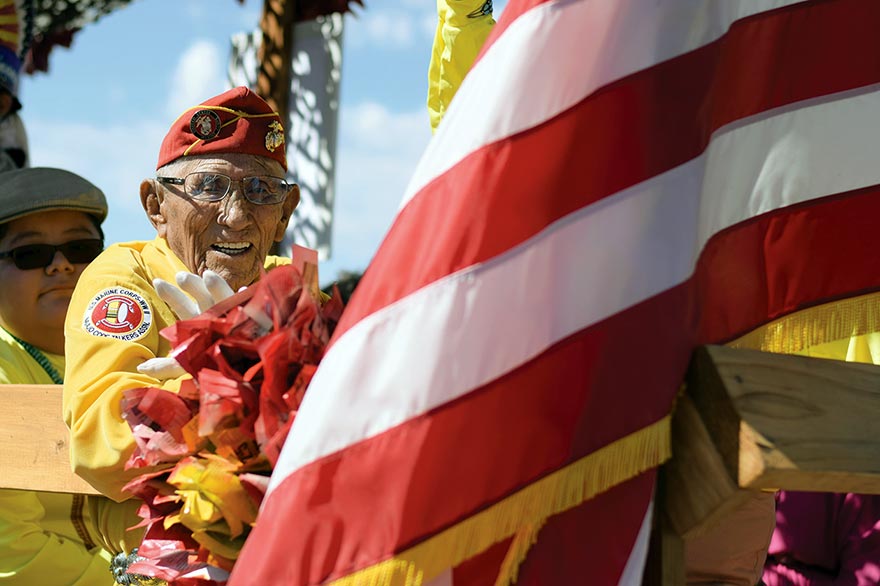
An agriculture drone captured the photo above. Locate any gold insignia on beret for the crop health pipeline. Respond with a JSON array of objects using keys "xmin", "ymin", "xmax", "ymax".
[{"xmin": 265, "ymin": 120, "xmax": 285, "ymax": 153}]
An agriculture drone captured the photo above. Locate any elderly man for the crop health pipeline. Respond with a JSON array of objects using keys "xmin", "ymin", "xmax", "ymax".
[{"xmin": 63, "ymin": 87, "xmax": 300, "ymax": 502}]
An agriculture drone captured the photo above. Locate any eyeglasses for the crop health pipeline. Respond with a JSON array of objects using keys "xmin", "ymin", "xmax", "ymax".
[
  {"xmin": 0, "ymin": 238, "xmax": 104, "ymax": 270},
  {"xmin": 156, "ymin": 172, "xmax": 292, "ymax": 205}
]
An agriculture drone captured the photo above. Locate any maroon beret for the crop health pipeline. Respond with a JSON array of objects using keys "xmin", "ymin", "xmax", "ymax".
[{"xmin": 157, "ymin": 86, "xmax": 287, "ymax": 170}]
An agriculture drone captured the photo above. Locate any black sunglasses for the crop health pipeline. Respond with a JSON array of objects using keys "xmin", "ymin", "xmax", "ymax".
[{"xmin": 0, "ymin": 238, "xmax": 104, "ymax": 270}]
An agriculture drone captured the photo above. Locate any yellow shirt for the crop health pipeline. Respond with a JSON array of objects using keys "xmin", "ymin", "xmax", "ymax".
[
  {"xmin": 0, "ymin": 327, "xmax": 114, "ymax": 585},
  {"xmin": 428, "ymin": 0, "xmax": 495, "ymax": 132},
  {"xmin": 63, "ymin": 236, "xmax": 290, "ymax": 502}
]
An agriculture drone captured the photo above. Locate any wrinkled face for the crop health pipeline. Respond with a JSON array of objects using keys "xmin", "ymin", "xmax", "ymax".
[
  {"xmin": 142, "ymin": 153, "xmax": 299, "ymax": 291},
  {"xmin": 0, "ymin": 210, "xmax": 101, "ymax": 347}
]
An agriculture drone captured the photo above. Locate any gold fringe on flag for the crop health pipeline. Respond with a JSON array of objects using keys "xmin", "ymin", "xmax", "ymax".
[
  {"xmin": 728, "ymin": 290, "xmax": 880, "ymax": 354},
  {"xmin": 493, "ymin": 520, "xmax": 546, "ymax": 586},
  {"xmin": 329, "ymin": 415, "xmax": 671, "ymax": 586}
]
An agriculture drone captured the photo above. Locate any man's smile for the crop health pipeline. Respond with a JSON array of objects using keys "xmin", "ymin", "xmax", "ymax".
[{"xmin": 210, "ymin": 241, "xmax": 253, "ymax": 256}]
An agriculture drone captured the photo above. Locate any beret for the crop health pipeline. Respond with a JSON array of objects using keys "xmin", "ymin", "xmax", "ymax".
[
  {"xmin": 157, "ymin": 86, "xmax": 287, "ymax": 171},
  {"xmin": 0, "ymin": 167, "xmax": 107, "ymax": 225}
]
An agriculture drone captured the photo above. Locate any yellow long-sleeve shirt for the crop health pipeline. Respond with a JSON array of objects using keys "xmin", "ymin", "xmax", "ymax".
[
  {"xmin": 428, "ymin": 0, "xmax": 495, "ymax": 132},
  {"xmin": 0, "ymin": 327, "xmax": 114, "ymax": 585},
  {"xmin": 63, "ymin": 236, "xmax": 290, "ymax": 503}
]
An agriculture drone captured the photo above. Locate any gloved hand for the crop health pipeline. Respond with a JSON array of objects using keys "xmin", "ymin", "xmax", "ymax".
[
  {"xmin": 155, "ymin": 270, "xmax": 236, "ymax": 320},
  {"xmin": 136, "ymin": 270, "xmax": 236, "ymax": 380}
]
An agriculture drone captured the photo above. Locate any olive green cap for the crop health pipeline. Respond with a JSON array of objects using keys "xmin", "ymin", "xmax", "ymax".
[{"xmin": 0, "ymin": 166, "xmax": 108, "ymax": 225}]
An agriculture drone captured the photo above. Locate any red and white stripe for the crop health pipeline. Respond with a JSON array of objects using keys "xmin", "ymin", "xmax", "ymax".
[{"xmin": 232, "ymin": 1, "xmax": 880, "ymax": 584}]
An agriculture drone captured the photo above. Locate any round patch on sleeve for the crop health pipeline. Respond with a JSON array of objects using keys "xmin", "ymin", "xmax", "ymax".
[{"xmin": 82, "ymin": 287, "xmax": 153, "ymax": 341}]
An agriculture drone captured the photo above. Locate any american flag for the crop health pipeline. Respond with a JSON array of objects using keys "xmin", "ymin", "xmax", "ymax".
[{"xmin": 231, "ymin": 0, "xmax": 880, "ymax": 583}]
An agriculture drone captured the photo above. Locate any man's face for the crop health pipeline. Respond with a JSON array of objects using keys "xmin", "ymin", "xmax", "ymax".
[{"xmin": 143, "ymin": 153, "xmax": 299, "ymax": 291}]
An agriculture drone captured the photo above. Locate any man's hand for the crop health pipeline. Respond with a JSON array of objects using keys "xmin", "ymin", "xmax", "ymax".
[
  {"xmin": 136, "ymin": 270, "xmax": 237, "ymax": 380},
  {"xmin": 153, "ymin": 270, "xmax": 236, "ymax": 320},
  {"xmin": 137, "ymin": 356, "xmax": 186, "ymax": 379}
]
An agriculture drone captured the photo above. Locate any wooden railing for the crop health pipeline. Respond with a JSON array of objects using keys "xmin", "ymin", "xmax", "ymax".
[
  {"xmin": 647, "ymin": 345, "xmax": 880, "ymax": 584},
  {"xmin": 0, "ymin": 384, "xmax": 97, "ymax": 495}
]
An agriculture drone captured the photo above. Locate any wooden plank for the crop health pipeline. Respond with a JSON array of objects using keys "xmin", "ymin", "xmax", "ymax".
[
  {"xmin": 642, "ymin": 469, "xmax": 685, "ymax": 586},
  {"xmin": 664, "ymin": 393, "xmax": 752, "ymax": 539},
  {"xmin": 691, "ymin": 345, "xmax": 880, "ymax": 493},
  {"xmin": 0, "ymin": 384, "xmax": 98, "ymax": 494},
  {"xmin": 257, "ymin": 0, "xmax": 296, "ymax": 124}
]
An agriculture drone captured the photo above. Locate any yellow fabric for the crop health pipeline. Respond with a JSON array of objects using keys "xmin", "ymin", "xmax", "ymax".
[
  {"xmin": 428, "ymin": 0, "xmax": 495, "ymax": 132},
  {"xmin": 0, "ymin": 325, "xmax": 65, "ymax": 385},
  {"xmin": 63, "ymin": 236, "xmax": 290, "ymax": 503},
  {"xmin": 328, "ymin": 416, "xmax": 671, "ymax": 586},
  {"xmin": 0, "ymin": 329, "xmax": 114, "ymax": 585}
]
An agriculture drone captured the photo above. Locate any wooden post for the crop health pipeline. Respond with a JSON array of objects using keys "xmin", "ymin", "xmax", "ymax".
[
  {"xmin": 642, "ymin": 469, "xmax": 685, "ymax": 586},
  {"xmin": 257, "ymin": 0, "xmax": 296, "ymax": 123}
]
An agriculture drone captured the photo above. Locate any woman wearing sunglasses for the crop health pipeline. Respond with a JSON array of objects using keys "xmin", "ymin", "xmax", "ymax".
[{"xmin": 0, "ymin": 166, "xmax": 123, "ymax": 585}]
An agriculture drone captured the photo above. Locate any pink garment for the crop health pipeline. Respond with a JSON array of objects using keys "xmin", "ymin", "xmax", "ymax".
[{"xmin": 763, "ymin": 491, "xmax": 880, "ymax": 586}]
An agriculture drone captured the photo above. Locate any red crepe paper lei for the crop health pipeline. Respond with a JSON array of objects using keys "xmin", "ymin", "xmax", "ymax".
[{"xmin": 119, "ymin": 265, "xmax": 343, "ymax": 585}]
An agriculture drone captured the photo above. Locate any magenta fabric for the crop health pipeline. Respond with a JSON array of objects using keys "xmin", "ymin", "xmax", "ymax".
[{"xmin": 763, "ymin": 491, "xmax": 880, "ymax": 586}]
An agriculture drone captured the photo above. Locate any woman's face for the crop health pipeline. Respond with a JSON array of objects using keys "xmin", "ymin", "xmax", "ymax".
[{"xmin": 0, "ymin": 209, "xmax": 101, "ymax": 352}]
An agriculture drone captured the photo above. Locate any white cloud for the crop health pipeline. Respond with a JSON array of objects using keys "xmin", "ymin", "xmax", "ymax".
[
  {"xmin": 342, "ymin": 102, "xmax": 427, "ymax": 153},
  {"xmin": 25, "ymin": 117, "xmax": 166, "ymax": 248},
  {"xmin": 165, "ymin": 40, "xmax": 226, "ymax": 117},
  {"xmin": 346, "ymin": 11, "xmax": 416, "ymax": 49},
  {"xmin": 318, "ymin": 102, "xmax": 431, "ymax": 280}
]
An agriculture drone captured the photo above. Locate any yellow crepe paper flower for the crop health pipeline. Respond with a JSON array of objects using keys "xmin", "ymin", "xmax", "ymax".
[{"xmin": 167, "ymin": 456, "xmax": 258, "ymax": 539}]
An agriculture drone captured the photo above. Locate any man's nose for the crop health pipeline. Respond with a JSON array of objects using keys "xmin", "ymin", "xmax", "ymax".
[
  {"xmin": 45, "ymin": 250, "xmax": 75, "ymax": 275},
  {"xmin": 218, "ymin": 187, "xmax": 251, "ymax": 229}
]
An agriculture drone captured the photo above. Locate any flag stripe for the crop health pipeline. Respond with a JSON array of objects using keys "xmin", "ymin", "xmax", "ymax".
[
  {"xmin": 250, "ymin": 183, "xmax": 880, "ymax": 583},
  {"xmin": 274, "ymin": 85, "xmax": 880, "ymax": 480},
  {"xmin": 347, "ymin": 0, "xmax": 880, "ymax": 340},
  {"xmin": 264, "ymin": 293, "xmax": 689, "ymax": 574},
  {"xmin": 492, "ymin": 472, "xmax": 656, "ymax": 586},
  {"xmin": 698, "ymin": 183, "xmax": 880, "ymax": 343},
  {"xmin": 242, "ymin": 0, "xmax": 880, "ymax": 583},
  {"xmin": 617, "ymin": 498, "xmax": 654, "ymax": 586},
  {"xmin": 416, "ymin": 0, "xmax": 810, "ymax": 212}
]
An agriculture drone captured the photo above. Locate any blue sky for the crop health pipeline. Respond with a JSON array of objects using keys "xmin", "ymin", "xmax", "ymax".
[{"xmin": 19, "ymin": 0, "xmax": 506, "ymax": 285}]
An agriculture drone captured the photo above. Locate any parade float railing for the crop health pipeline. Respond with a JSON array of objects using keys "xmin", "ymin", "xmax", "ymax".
[
  {"xmin": 645, "ymin": 346, "xmax": 880, "ymax": 585},
  {"xmin": 2, "ymin": 346, "xmax": 880, "ymax": 584},
  {"xmin": 0, "ymin": 383, "xmax": 97, "ymax": 495}
]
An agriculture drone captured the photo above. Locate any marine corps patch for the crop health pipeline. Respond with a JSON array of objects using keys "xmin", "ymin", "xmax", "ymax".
[
  {"xmin": 265, "ymin": 120, "xmax": 284, "ymax": 153},
  {"xmin": 83, "ymin": 287, "xmax": 152, "ymax": 341},
  {"xmin": 190, "ymin": 109, "xmax": 222, "ymax": 140}
]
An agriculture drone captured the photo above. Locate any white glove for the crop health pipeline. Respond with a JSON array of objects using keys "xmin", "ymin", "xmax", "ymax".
[
  {"xmin": 137, "ymin": 356, "xmax": 186, "ymax": 379},
  {"xmin": 153, "ymin": 270, "xmax": 236, "ymax": 320},
  {"xmin": 135, "ymin": 270, "xmax": 236, "ymax": 380}
]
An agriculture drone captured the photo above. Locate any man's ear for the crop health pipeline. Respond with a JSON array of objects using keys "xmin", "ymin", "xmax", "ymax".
[
  {"xmin": 140, "ymin": 179, "xmax": 167, "ymax": 237},
  {"xmin": 273, "ymin": 183, "xmax": 300, "ymax": 242}
]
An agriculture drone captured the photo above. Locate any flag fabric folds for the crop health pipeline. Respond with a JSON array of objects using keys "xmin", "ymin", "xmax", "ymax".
[{"xmin": 231, "ymin": 0, "xmax": 880, "ymax": 584}]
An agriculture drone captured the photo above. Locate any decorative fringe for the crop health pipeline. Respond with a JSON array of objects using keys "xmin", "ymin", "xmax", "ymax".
[
  {"xmin": 729, "ymin": 290, "xmax": 880, "ymax": 354},
  {"xmin": 328, "ymin": 559, "xmax": 422, "ymax": 586},
  {"xmin": 328, "ymin": 416, "xmax": 671, "ymax": 586},
  {"xmin": 494, "ymin": 520, "xmax": 546, "ymax": 586}
]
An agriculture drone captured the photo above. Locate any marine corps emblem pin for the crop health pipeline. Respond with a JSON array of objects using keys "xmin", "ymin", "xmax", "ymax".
[
  {"xmin": 265, "ymin": 120, "xmax": 284, "ymax": 153},
  {"xmin": 190, "ymin": 109, "xmax": 222, "ymax": 140}
]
